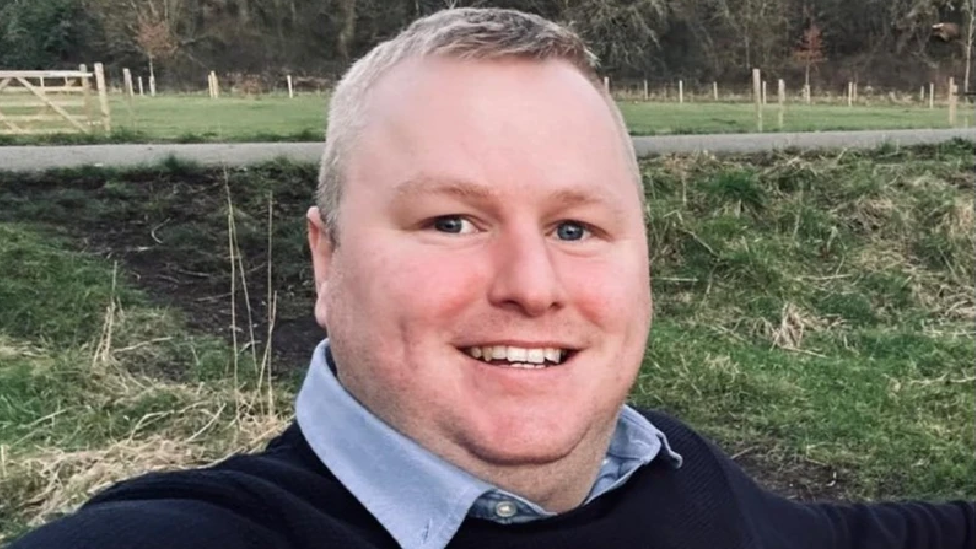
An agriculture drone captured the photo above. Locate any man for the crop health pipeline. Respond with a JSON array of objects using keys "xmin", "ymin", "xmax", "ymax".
[{"xmin": 10, "ymin": 7, "xmax": 974, "ymax": 549}]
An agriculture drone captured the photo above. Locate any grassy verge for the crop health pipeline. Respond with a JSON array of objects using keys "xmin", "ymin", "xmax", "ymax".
[
  {"xmin": 0, "ymin": 215, "xmax": 293, "ymax": 542},
  {"xmin": 633, "ymin": 140, "xmax": 974, "ymax": 499},
  {"xmin": 0, "ymin": 95, "xmax": 970, "ymax": 145},
  {"xmin": 1, "ymin": 141, "xmax": 973, "ymax": 542}
]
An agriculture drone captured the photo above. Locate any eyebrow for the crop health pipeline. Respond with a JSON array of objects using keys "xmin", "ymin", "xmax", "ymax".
[
  {"xmin": 391, "ymin": 174, "xmax": 627, "ymax": 217},
  {"xmin": 392, "ymin": 175, "xmax": 498, "ymax": 204}
]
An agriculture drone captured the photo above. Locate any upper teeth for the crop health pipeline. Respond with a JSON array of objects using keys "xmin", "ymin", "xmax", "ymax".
[{"xmin": 466, "ymin": 346, "xmax": 565, "ymax": 365}]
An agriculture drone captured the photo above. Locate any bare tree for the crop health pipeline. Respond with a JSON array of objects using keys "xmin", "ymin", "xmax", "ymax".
[
  {"xmin": 134, "ymin": 3, "xmax": 180, "ymax": 84},
  {"xmin": 793, "ymin": 6, "xmax": 825, "ymax": 91},
  {"xmin": 337, "ymin": 0, "xmax": 357, "ymax": 62},
  {"xmin": 559, "ymin": 0, "xmax": 668, "ymax": 74},
  {"xmin": 931, "ymin": 3, "xmax": 974, "ymax": 93},
  {"xmin": 966, "ymin": 0, "xmax": 974, "ymax": 92},
  {"xmin": 57, "ymin": 0, "xmax": 972, "ymax": 92}
]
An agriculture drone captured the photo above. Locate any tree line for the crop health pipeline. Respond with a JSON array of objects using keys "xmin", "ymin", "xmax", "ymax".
[{"xmin": 0, "ymin": 0, "xmax": 972, "ymax": 93}]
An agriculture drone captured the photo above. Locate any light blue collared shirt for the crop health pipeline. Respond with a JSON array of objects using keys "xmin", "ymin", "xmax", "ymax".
[{"xmin": 295, "ymin": 338, "xmax": 681, "ymax": 549}]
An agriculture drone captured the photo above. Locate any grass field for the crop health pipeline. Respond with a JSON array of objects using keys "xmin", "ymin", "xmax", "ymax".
[
  {"xmin": 0, "ymin": 93, "xmax": 972, "ymax": 145},
  {"xmin": 0, "ymin": 141, "xmax": 974, "ymax": 543}
]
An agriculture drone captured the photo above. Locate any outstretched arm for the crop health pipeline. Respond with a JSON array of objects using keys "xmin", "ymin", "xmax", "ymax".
[
  {"xmin": 715, "ymin": 443, "xmax": 975, "ymax": 549},
  {"xmin": 6, "ymin": 498, "xmax": 284, "ymax": 549},
  {"xmin": 794, "ymin": 499, "xmax": 975, "ymax": 549}
]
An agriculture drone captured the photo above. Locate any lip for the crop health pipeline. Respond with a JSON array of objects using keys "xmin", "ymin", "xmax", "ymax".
[
  {"xmin": 456, "ymin": 345, "xmax": 581, "ymax": 369},
  {"xmin": 454, "ymin": 341, "xmax": 582, "ymax": 351},
  {"xmin": 460, "ymin": 347, "xmax": 580, "ymax": 371}
]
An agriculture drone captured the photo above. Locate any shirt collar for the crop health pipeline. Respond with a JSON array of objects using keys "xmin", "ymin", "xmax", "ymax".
[{"xmin": 295, "ymin": 338, "xmax": 680, "ymax": 549}]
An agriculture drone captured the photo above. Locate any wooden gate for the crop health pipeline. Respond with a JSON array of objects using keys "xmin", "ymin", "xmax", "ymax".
[{"xmin": 0, "ymin": 64, "xmax": 111, "ymax": 135}]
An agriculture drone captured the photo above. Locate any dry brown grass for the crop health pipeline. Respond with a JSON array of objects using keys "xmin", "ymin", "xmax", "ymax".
[
  {"xmin": 6, "ymin": 414, "xmax": 286, "ymax": 530},
  {"xmin": 940, "ymin": 197, "xmax": 974, "ymax": 241},
  {"xmin": 1, "ymin": 300, "xmax": 291, "ymax": 540},
  {"xmin": 1, "ymin": 189, "xmax": 292, "ymax": 542},
  {"xmin": 766, "ymin": 302, "xmax": 818, "ymax": 351}
]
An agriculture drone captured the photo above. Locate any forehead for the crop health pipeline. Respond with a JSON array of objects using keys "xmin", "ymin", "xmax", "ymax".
[{"xmin": 345, "ymin": 55, "xmax": 638, "ymax": 208}]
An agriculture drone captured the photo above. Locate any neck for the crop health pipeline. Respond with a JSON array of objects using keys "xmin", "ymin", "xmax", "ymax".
[{"xmin": 455, "ymin": 424, "xmax": 617, "ymax": 513}]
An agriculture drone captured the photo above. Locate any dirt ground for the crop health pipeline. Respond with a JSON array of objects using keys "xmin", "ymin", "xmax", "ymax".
[{"xmin": 0, "ymin": 163, "xmax": 851, "ymax": 502}]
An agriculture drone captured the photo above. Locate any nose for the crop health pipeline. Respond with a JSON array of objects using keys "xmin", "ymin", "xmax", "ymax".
[{"xmin": 487, "ymin": 227, "xmax": 566, "ymax": 317}]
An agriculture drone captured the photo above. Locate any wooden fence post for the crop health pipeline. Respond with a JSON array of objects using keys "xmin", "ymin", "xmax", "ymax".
[
  {"xmin": 121, "ymin": 68, "xmax": 134, "ymax": 124},
  {"xmin": 93, "ymin": 63, "xmax": 110, "ymax": 132},
  {"xmin": 777, "ymin": 79, "xmax": 785, "ymax": 130},
  {"xmin": 207, "ymin": 70, "xmax": 220, "ymax": 98},
  {"xmin": 948, "ymin": 77, "xmax": 957, "ymax": 126},
  {"xmin": 122, "ymin": 68, "xmax": 133, "ymax": 98},
  {"xmin": 79, "ymin": 63, "xmax": 93, "ymax": 131},
  {"xmin": 752, "ymin": 68, "xmax": 762, "ymax": 132}
]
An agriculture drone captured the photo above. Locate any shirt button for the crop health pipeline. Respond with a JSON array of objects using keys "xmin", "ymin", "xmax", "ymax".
[{"xmin": 495, "ymin": 501, "xmax": 517, "ymax": 518}]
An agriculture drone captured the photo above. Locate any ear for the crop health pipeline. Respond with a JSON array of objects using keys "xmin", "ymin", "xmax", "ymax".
[{"xmin": 307, "ymin": 206, "xmax": 334, "ymax": 297}]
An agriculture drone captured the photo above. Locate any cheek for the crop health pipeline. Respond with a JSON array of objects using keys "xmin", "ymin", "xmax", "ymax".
[
  {"xmin": 348, "ymin": 241, "xmax": 488, "ymax": 329},
  {"xmin": 562, "ymin": 250, "xmax": 650, "ymax": 330},
  {"xmin": 324, "ymin": 244, "xmax": 487, "ymax": 389}
]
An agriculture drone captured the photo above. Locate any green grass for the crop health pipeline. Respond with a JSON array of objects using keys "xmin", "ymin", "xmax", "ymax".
[
  {"xmin": 0, "ymin": 141, "xmax": 973, "ymax": 542},
  {"xmin": 632, "ymin": 141, "xmax": 975, "ymax": 499},
  {"xmin": 618, "ymin": 100, "xmax": 971, "ymax": 135},
  {"xmin": 0, "ymin": 215, "xmax": 292, "ymax": 542},
  {"xmin": 0, "ymin": 93, "xmax": 971, "ymax": 145}
]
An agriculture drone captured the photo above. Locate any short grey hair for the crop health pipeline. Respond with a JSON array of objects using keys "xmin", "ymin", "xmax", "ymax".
[{"xmin": 316, "ymin": 7, "xmax": 641, "ymax": 245}]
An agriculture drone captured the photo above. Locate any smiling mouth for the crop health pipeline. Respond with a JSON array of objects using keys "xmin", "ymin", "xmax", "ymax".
[{"xmin": 458, "ymin": 345, "xmax": 578, "ymax": 369}]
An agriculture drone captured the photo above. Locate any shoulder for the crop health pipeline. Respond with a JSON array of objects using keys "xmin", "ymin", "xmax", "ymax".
[
  {"xmin": 7, "ymin": 496, "xmax": 284, "ymax": 549},
  {"xmin": 7, "ymin": 423, "xmax": 345, "ymax": 549},
  {"xmin": 630, "ymin": 406, "xmax": 754, "ymax": 473},
  {"xmin": 81, "ymin": 422, "xmax": 331, "ymax": 515},
  {"xmin": 631, "ymin": 407, "xmax": 976, "ymax": 549},
  {"xmin": 629, "ymin": 406, "xmax": 801, "ymax": 503},
  {"xmin": 629, "ymin": 406, "xmax": 726, "ymax": 459},
  {"xmin": 627, "ymin": 406, "xmax": 782, "ymax": 507}
]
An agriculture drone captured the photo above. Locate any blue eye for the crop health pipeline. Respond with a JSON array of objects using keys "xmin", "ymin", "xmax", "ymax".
[
  {"xmin": 555, "ymin": 222, "xmax": 588, "ymax": 241},
  {"xmin": 432, "ymin": 216, "xmax": 474, "ymax": 234}
]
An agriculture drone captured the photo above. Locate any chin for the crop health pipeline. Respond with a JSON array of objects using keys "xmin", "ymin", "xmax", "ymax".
[
  {"xmin": 458, "ymin": 412, "xmax": 589, "ymax": 466},
  {"xmin": 470, "ymin": 439, "xmax": 578, "ymax": 466}
]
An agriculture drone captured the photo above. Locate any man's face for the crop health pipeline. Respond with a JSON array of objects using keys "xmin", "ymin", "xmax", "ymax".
[{"xmin": 308, "ymin": 56, "xmax": 651, "ymax": 473}]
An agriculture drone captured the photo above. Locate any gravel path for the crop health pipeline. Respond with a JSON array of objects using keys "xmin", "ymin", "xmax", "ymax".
[{"xmin": 0, "ymin": 128, "xmax": 973, "ymax": 172}]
